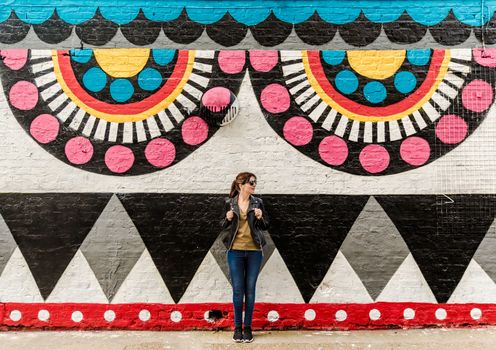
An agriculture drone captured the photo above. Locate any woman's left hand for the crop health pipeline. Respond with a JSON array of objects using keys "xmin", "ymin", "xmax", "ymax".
[{"xmin": 254, "ymin": 208, "xmax": 263, "ymax": 220}]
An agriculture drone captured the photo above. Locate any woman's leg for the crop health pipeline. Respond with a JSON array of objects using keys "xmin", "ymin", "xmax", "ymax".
[
  {"xmin": 243, "ymin": 250, "xmax": 263, "ymax": 327},
  {"xmin": 227, "ymin": 250, "xmax": 245, "ymax": 327}
]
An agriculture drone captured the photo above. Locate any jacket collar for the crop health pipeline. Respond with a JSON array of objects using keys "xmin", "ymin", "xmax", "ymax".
[{"xmin": 232, "ymin": 194, "xmax": 257, "ymax": 214}]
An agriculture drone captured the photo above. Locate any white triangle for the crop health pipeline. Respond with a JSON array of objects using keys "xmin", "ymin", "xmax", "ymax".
[
  {"xmin": 257, "ymin": 249, "xmax": 304, "ymax": 303},
  {"xmin": 448, "ymin": 259, "xmax": 496, "ymax": 303},
  {"xmin": 46, "ymin": 249, "xmax": 108, "ymax": 303},
  {"xmin": 376, "ymin": 254, "xmax": 437, "ymax": 303},
  {"xmin": 179, "ymin": 251, "xmax": 232, "ymax": 303},
  {"xmin": 112, "ymin": 249, "xmax": 175, "ymax": 304},
  {"xmin": 310, "ymin": 251, "xmax": 373, "ymax": 303},
  {"xmin": 0, "ymin": 247, "xmax": 43, "ymax": 302}
]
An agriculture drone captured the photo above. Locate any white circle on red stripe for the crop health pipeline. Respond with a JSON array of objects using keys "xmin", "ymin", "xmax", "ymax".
[
  {"xmin": 9, "ymin": 310, "xmax": 21, "ymax": 322},
  {"xmin": 204, "ymin": 311, "xmax": 214, "ymax": 323},
  {"xmin": 139, "ymin": 309, "xmax": 151, "ymax": 322},
  {"xmin": 403, "ymin": 308, "xmax": 415, "ymax": 320},
  {"xmin": 104, "ymin": 310, "xmax": 116, "ymax": 322},
  {"xmin": 471, "ymin": 308, "xmax": 482, "ymax": 320},
  {"xmin": 71, "ymin": 311, "xmax": 83, "ymax": 323},
  {"xmin": 369, "ymin": 309, "xmax": 381, "ymax": 321},
  {"xmin": 38, "ymin": 309, "xmax": 50, "ymax": 322},
  {"xmin": 435, "ymin": 308, "xmax": 447, "ymax": 320},
  {"xmin": 171, "ymin": 311, "xmax": 182, "ymax": 323},
  {"xmin": 304, "ymin": 309, "xmax": 316, "ymax": 321},
  {"xmin": 268, "ymin": 310, "xmax": 279, "ymax": 322},
  {"xmin": 335, "ymin": 310, "xmax": 347, "ymax": 322}
]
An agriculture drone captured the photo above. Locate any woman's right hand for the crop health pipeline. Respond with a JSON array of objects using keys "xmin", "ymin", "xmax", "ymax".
[{"xmin": 226, "ymin": 210, "xmax": 234, "ymax": 221}]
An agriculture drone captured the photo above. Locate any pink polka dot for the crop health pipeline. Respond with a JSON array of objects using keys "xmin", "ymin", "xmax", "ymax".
[
  {"xmin": 318, "ymin": 135, "xmax": 348, "ymax": 166},
  {"xmin": 218, "ymin": 51, "xmax": 246, "ymax": 74},
  {"xmin": 462, "ymin": 80, "xmax": 493, "ymax": 113},
  {"xmin": 9, "ymin": 81, "xmax": 38, "ymax": 110},
  {"xmin": 283, "ymin": 117, "xmax": 313, "ymax": 146},
  {"xmin": 249, "ymin": 50, "xmax": 278, "ymax": 72},
  {"xmin": 473, "ymin": 48, "xmax": 496, "ymax": 67},
  {"xmin": 359, "ymin": 145, "xmax": 390, "ymax": 174},
  {"xmin": 436, "ymin": 114, "xmax": 468, "ymax": 144},
  {"xmin": 65, "ymin": 137, "xmax": 94, "ymax": 165},
  {"xmin": 182, "ymin": 116, "xmax": 209, "ymax": 145},
  {"xmin": 30, "ymin": 114, "xmax": 59, "ymax": 144},
  {"xmin": 1, "ymin": 49, "xmax": 28, "ymax": 70},
  {"xmin": 400, "ymin": 137, "xmax": 430, "ymax": 166},
  {"xmin": 260, "ymin": 83, "xmax": 290, "ymax": 114},
  {"xmin": 202, "ymin": 87, "xmax": 231, "ymax": 111},
  {"xmin": 145, "ymin": 138, "xmax": 176, "ymax": 168},
  {"xmin": 105, "ymin": 145, "xmax": 135, "ymax": 173}
]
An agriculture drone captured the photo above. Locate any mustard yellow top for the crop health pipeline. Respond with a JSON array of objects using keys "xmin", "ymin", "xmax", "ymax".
[{"xmin": 232, "ymin": 209, "xmax": 259, "ymax": 250}]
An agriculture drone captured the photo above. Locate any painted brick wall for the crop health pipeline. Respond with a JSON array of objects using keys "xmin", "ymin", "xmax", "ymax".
[{"xmin": 0, "ymin": 1, "xmax": 496, "ymax": 330}]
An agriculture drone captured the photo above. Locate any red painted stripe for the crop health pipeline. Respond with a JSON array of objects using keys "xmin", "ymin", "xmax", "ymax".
[
  {"xmin": 55, "ymin": 50, "xmax": 190, "ymax": 115},
  {"xmin": 1, "ymin": 303, "xmax": 494, "ymax": 330},
  {"xmin": 306, "ymin": 50, "xmax": 446, "ymax": 118}
]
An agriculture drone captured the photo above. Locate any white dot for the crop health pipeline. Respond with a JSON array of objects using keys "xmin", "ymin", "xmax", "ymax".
[
  {"xmin": 304, "ymin": 309, "xmax": 316, "ymax": 321},
  {"xmin": 267, "ymin": 310, "xmax": 279, "ymax": 322},
  {"xmin": 435, "ymin": 308, "xmax": 447, "ymax": 320},
  {"xmin": 335, "ymin": 310, "xmax": 347, "ymax": 322},
  {"xmin": 369, "ymin": 309, "xmax": 381, "ymax": 321},
  {"xmin": 104, "ymin": 310, "xmax": 116, "ymax": 322},
  {"xmin": 71, "ymin": 311, "xmax": 83, "ymax": 323},
  {"xmin": 171, "ymin": 311, "xmax": 182, "ymax": 323},
  {"xmin": 471, "ymin": 308, "xmax": 482, "ymax": 320},
  {"xmin": 204, "ymin": 311, "xmax": 214, "ymax": 323},
  {"xmin": 9, "ymin": 310, "xmax": 21, "ymax": 322},
  {"xmin": 139, "ymin": 309, "xmax": 151, "ymax": 322},
  {"xmin": 38, "ymin": 309, "xmax": 50, "ymax": 322},
  {"xmin": 403, "ymin": 308, "xmax": 415, "ymax": 320}
]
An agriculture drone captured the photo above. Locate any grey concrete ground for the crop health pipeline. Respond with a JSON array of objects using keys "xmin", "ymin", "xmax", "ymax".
[{"xmin": 0, "ymin": 328, "xmax": 496, "ymax": 350}]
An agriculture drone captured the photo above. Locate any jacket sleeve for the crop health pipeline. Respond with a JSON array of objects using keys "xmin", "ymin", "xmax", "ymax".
[
  {"xmin": 220, "ymin": 198, "xmax": 232, "ymax": 229},
  {"xmin": 256, "ymin": 198, "xmax": 270, "ymax": 230}
]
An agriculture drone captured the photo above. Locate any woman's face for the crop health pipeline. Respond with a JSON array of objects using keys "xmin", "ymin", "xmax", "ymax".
[{"xmin": 240, "ymin": 176, "xmax": 257, "ymax": 195}]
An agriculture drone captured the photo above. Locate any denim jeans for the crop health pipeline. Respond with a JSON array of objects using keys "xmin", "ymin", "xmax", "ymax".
[{"xmin": 227, "ymin": 249, "xmax": 263, "ymax": 327}]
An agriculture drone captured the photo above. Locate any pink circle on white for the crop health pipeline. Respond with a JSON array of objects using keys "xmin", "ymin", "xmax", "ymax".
[
  {"xmin": 145, "ymin": 138, "xmax": 176, "ymax": 168},
  {"xmin": 462, "ymin": 79, "xmax": 493, "ymax": 113},
  {"xmin": 105, "ymin": 145, "xmax": 135, "ymax": 173},
  {"xmin": 260, "ymin": 83, "xmax": 290, "ymax": 114},
  {"xmin": 283, "ymin": 117, "xmax": 313, "ymax": 146},
  {"xmin": 9, "ymin": 81, "xmax": 38, "ymax": 110},
  {"xmin": 319, "ymin": 135, "xmax": 348, "ymax": 166},
  {"xmin": 1, "ymin": 49, "xmax": 28, "ymax": 70},
  {"xmin": 473, "ymin": 48, "xmax": 496, "ymax": 67},
  {"xmin": 30, "ymin": 114, "xmax": 59, "ymax": 144},
  {"xmin": 249, "ymin": 50, "xmax": 278, "ymax": 72},
  {"xmin": 202, "ymin": 87, "xmax": 231, "ymax": 111},
  {"xmin": 435, "ymin": 114, "xmax": 468, "ymax": 144},
  {"xmin": 65, "ymin": 137, "xmax": 94, "ymax": 165},
  {"xmin": 218, "ymin": 51, "xmax": 246, "ymax": 74},
  {"xmin": 182, "ymin": 116, "xmax": 209, "ymax": 145},
  {"xmin": 359, "ymin": 145, "xmax": 390, "ymax": 174},
  {"xmin": 400, "ymin": 137, "xmax": 430, "ymax": 166}
]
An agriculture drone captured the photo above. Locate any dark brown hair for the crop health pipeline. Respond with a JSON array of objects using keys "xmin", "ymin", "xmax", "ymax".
[{"xmin": 229, "ymin": 172, "xmax": 257, "ymax": 198}]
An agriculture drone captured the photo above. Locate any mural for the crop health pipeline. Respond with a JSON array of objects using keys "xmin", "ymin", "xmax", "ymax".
[
  {"xmin": 0, "ymin": 2, "xmax": 495, "ymax": 47},
  {"xmin": 1, "ymin": 0, "xmax": 496, "ymax": 332}
]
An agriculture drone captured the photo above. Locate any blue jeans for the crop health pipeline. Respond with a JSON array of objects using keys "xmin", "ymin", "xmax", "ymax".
[{"xmin": 227, "ymin": 250, "xmax": 263, "ymax": 327}]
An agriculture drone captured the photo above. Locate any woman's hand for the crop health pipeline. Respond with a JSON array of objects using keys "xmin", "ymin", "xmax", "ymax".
[
  {"xmin": 254, "ymin": 208, "xmax": 262, "ymax": 220},
  {"xmin": 226, "ymin": 210, "xmax": 234, "ymax": 221}
]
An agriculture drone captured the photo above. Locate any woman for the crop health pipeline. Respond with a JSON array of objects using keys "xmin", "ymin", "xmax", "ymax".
[{"xmin": 220, "ymin": 172, "xmax": 269, "ymax": 343}]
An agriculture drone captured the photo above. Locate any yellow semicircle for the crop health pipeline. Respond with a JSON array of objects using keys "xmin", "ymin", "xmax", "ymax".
[
  {"xmin": 347, "ymin": 50, "xmax": 406, "ymax": 80},
  {"xmin": 93, "ymin": 48, "xmax": 151, "ymax": 78}
]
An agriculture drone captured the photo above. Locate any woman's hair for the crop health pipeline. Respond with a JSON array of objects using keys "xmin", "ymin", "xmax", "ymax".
[{"xmin": 229, "ymin": 172, "xmax": 257, "ymax": 198}]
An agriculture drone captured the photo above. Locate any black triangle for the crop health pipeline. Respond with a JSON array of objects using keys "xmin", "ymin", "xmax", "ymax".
[
  {"xmin": 376, "ymin": 195, "xmax": 496, "ymax": 303},
  {"xmin": 0, "ymin": 193, "xmax": 112, "ymax": 299},
  {"xmin": 117, "ymin": 193, "xmax": 224, "ymax": 303},
  {"xmin": 263, "ymin": 195, "xmax": 370, "ymax": 303}
]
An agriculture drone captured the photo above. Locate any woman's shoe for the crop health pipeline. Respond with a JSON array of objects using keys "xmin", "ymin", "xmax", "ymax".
[
  {"xmin": 243, "ymin": 326, "xmax": 254, "ymax": 343},
  {"xmin": 233, "ymin": 326, "xmax": 243, "ymax": 342}
]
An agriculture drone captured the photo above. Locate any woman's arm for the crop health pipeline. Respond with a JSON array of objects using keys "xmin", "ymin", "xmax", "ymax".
[
  {"xmin": 256, "ymin": 198, "xmax": 269, "ymax": 230},
  {"xmin": 220, "ymin": 199, "xmax": 232, "ymax": 229}
]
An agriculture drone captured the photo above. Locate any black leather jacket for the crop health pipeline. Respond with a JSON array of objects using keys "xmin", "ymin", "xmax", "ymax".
[{"xmin": 220, "ymin": 195, "xmax": 270, "ymax": 249}]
